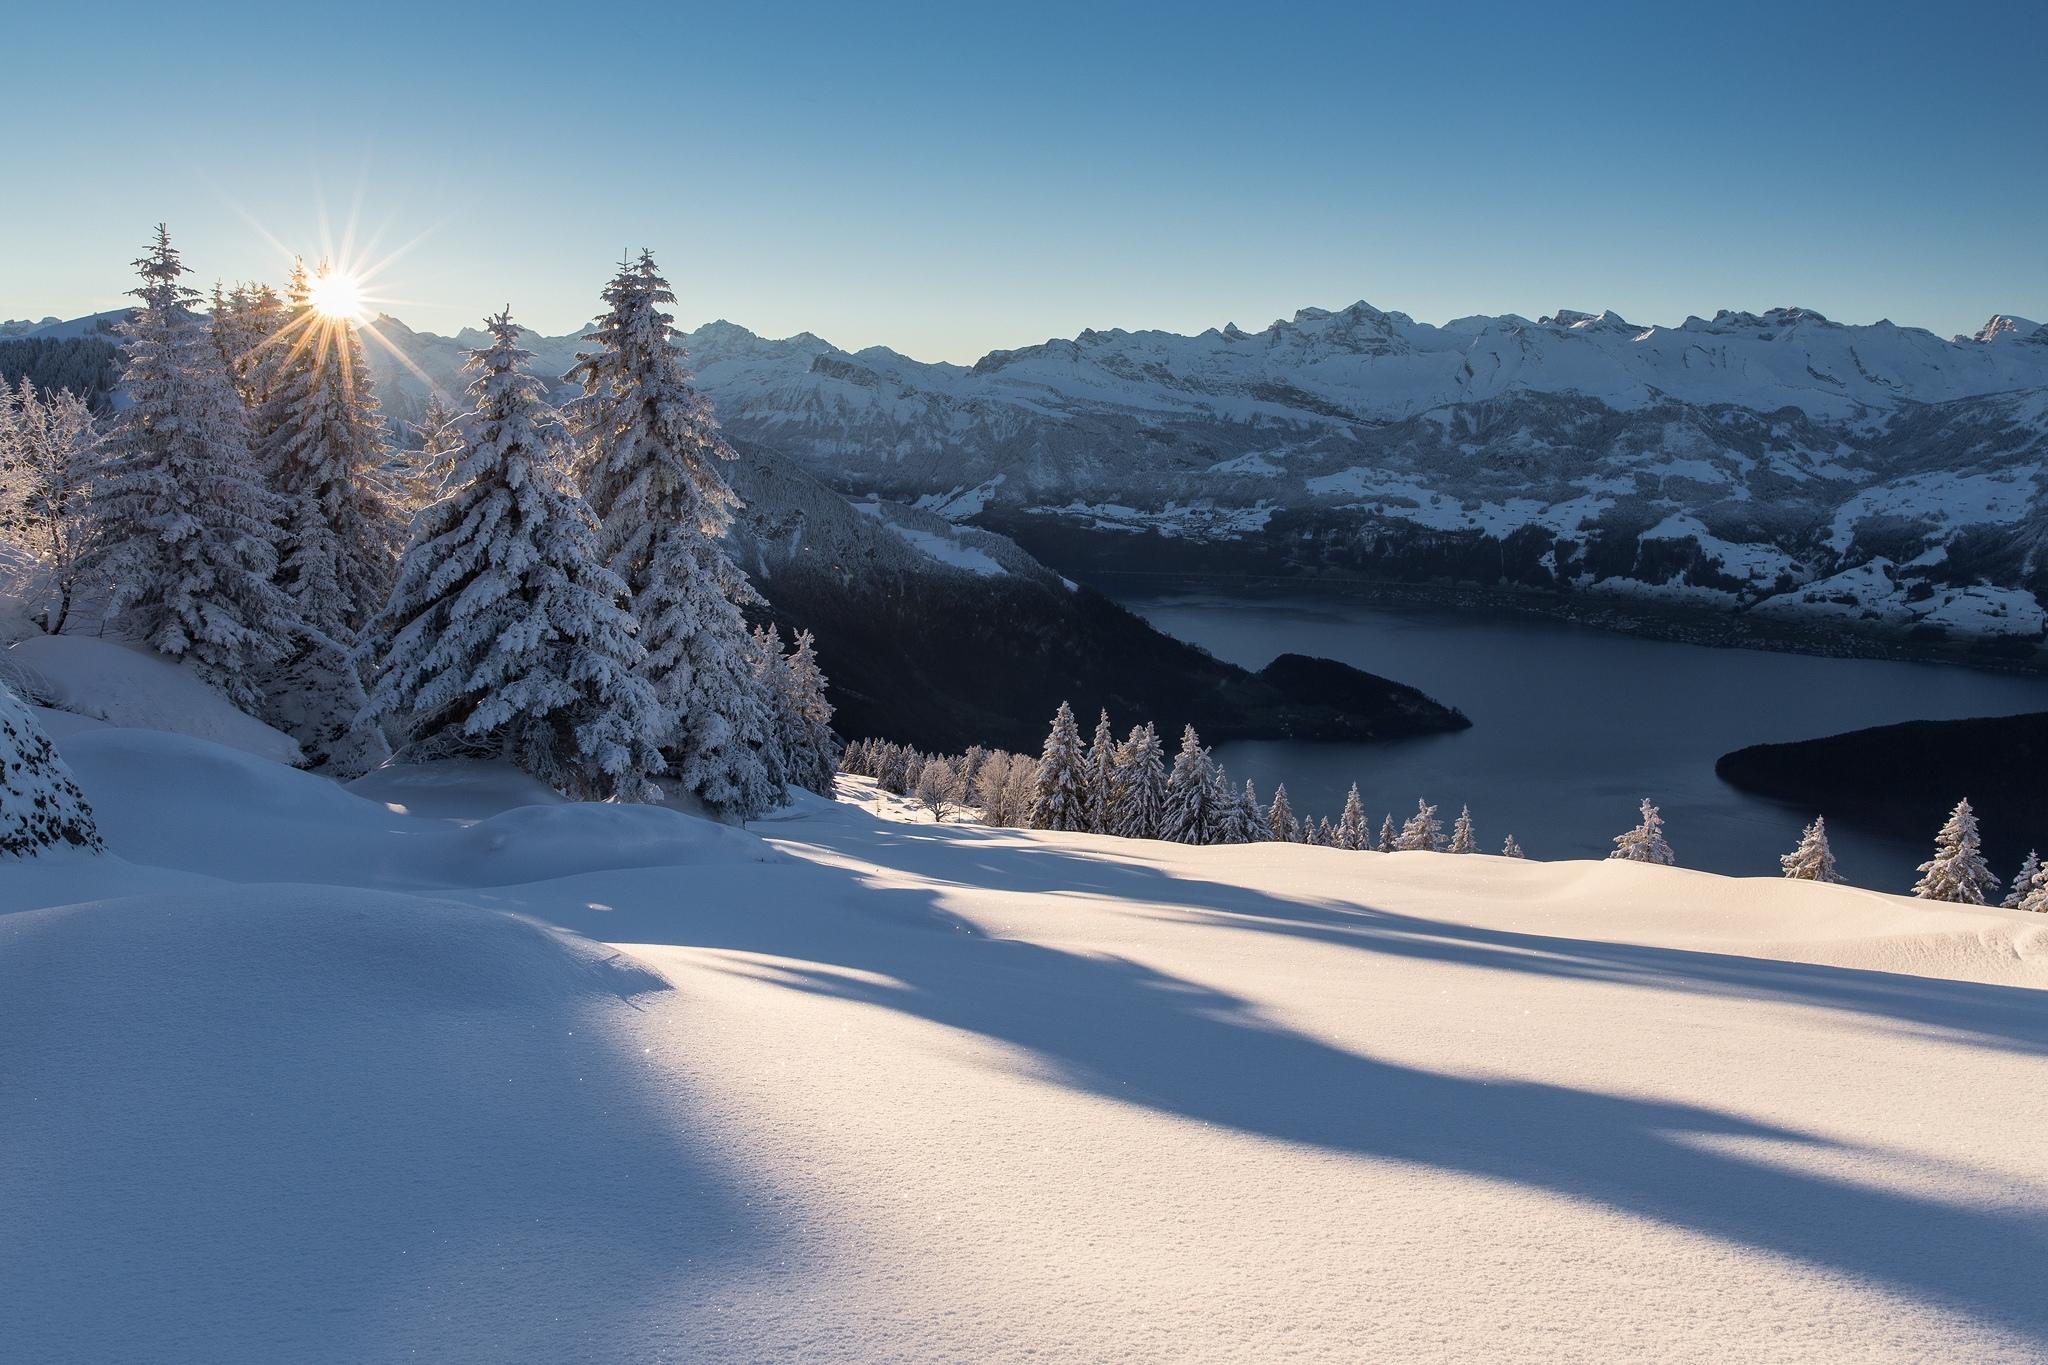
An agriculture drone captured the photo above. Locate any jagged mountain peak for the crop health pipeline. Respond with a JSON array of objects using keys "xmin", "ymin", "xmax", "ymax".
[{"xmin": 1959, "ymin": 314, "xmax": 2046, "ymax": 345}]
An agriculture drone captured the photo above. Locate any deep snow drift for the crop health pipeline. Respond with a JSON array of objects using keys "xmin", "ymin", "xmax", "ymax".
[{"xmin": 5, "ymin": 732, "xmax": 2047, "ymax": 1362}]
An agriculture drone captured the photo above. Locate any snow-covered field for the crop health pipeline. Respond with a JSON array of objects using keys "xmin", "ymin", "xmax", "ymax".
[{"xmin": 6, "ymin": 729, "xmax": 2048, "ymax": 1361}]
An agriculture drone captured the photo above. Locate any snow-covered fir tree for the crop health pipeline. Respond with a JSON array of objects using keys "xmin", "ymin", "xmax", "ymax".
[
  {"xmin": 257, "ymin": 262, "xmax": 406, "ymax": 643},
  {"xmin": 563, "ymin": 251, "xmax": 781, "ymax": 817},
  {"xmin": 1335, "ymin": 784, "xmax": 1369, "ymax": 850},
  {"xmin": 1780, "ymin": 816, "xmax": 1840, "ymax": 883},
  {"xmin": 1501, "ymin": 835, "xmax": 1525, "ymax": 859},
  {"xmin": 1608, "ymin": 799, "xmax": 1675, "ymax": 865},
  {"xmin": 401, "ymin": 390, "xmax": 465, "ymax": 508},
  {"xmin": 2003, "ymin": 849, "xmax": 2045, "ymax": 910},
  {"xmin": 1160, "ymin": 724, "xmax": 1215, "ymax": 844},
  {"xmin": 1377, "ymin": 813, "xmax": 1397, "ymax": 853},
  {"xmin": 1086, "ymin": 708, "xmax": 1116, "ymax": 834},
  {"xmin": 0, "ymin": 680, "xmax": 103, "ymax": 857},
  {"xmin": 209, "ymin": 279, "xmax": 288, "ymax": 409},
  {"xmin": 1210, "ymin": 765, "xmax": 1250, "ymax": 844},
  {"xmin": 0, "ymin": 377, "xmax": 97, "ymax": 633},
  {"xmin": 1398, "ymin": 799, "xmax": 1445, "ymax": 852},
  {"xmin": 359, "ymin": 311, "xmax": 665, "ymax": 802},
  {"xmin": 1029, "ymin": 701, "xmax": 1091, "ymax": 831},
  {"xmin": 1448, "ymin": 805, "xmax": 1477, "ymax": 854},
  {"xmin": 777, "ymin": 628, "xmax": 840, "ymax": 797},
  {"xmin": 1108, "ymin": 722, "xmax": 1167, "ymax": 840},
  {"xmin": 83, "ymin": 226, "xmax": 297, "ymax": 709},
  {"xmin": 1313, "ymin": 816, "xmax": 1336, "ymax": 847},
  {"xmin": 1911, "ymin": 798, "xmax": 1998, "ymax": 904},
  {"xmin": 1266, "ymin": 783, "xmax": 1299, "ymax": 842},
  {"xmin": 1242, "ymin": 778, "xmax": 1271, "ymax": 841}
]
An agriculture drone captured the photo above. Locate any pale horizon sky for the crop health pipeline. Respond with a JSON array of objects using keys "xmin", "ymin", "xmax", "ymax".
[{"xmin": 5, "ymin": 0, "xmax": 2044, "ymax": 363}]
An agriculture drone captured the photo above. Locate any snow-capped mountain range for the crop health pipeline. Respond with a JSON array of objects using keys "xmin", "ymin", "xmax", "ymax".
[
  {"xmin": 338, "ymin": 301, "xmax": 2048, "ymax": 651},
  {"xmin": 14, "ymin": 299, "xmax": 2047, "ymax": 648}
]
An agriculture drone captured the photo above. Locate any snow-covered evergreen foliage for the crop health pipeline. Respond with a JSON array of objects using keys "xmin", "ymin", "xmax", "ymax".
[
  {"xmin": 1085, "ymin": 708, "xmax": 1116, "ymax": 834},
  {"xmin": 1159, "ymin": 724, "xmax": 1214, "ymax": 844},
  {"xmin": 1242, "ymin": 778, "xmax": 1271, "ymax": 842},
  {"xmin": 1313, "ymin": 817, "xmax": 1335, "ymax": 847},
  {"xmin": 564, "ymin": 251, "xmax": 780, "ymax": 816},
  {"xmin": 1335, "ymin": 784, "xmax": 1368, "ymax": 851},
  {"xmin": 0, "ymin": 376, "xmax": 97, "ymax": 633},
  {"xmin": 1501, "ymin": 835, "xmax": 1525, "ymax": 859},
  {"xmin": 1398, "ymin": 799, "xmax": 1445, "ymax": 852},
  {"xmin": 1108, "ymin": 722, "xmax": 1167, "ymax": 840},
  {"xmin": 257, "ymin": 261, "xmax": 406, "ymax": 644},
  {"xmin": 1029, "ymin": 701, "xmax": 1091, "ymax": 832},
  {"xmin": 1609, "ymin": 799, "xmax": 1675, "ymax": 865},
  {"xmin": 1210, "ymin": 765, "xmax": 1250, "ymax": 844},
  {"xmin": 84, "ymin": 226, "xmax": 296, "ymax": 709},
  {"xmin": 776, "ymin": 628, "xmax": 840, "ymax": 797},
  {"xmin": 1266, "ymin": 783, "xmax": 1299, "ymax": 842},
  {"xmin": 2003, "ymin": 849, "xmax": 2046, "ymax": 910},
  {"xmin": 1911, "ymin": 798, "xmax": 1998, "ymax": 904},
  {"xmin": 1448, "ymin": 805, "xmax": 1477, "ymax": 854},
  {"xmin": 1377, "ymin": 814, "xmax": 1397, "ymax": 853},
  {"xmin": 0, "ymin": 680, "xmax": 102, "ymax": 857},
  {"xmin": 1780, "ymin": 816, "xmax": 1841, "ymax": 883},
  {"xmin": 359, "ymin": 312, "xmax": 665, "ymax": 802}
]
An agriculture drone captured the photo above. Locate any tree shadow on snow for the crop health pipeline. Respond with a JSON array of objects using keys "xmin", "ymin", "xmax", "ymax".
[{"xmin": 521, "ymin": 815, "xmax": 2048, "ymax": 1345}]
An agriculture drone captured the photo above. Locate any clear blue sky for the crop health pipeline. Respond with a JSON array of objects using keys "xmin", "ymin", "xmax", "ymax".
[{"xmin": 5, "ymin": 0, "xmax": 2043, "ymax": 360}]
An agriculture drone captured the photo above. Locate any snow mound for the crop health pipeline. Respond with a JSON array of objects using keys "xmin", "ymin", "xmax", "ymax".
[
  {"xmin": 59, "ymin": 727, "xmax": 778, "ymax": 889},
  {"xmin": 3, "ymin": 634, "xmax": 303, "ymax": 765},
  {"xmin": 0, "ymin": 884, "xmax": 752, "ymax": 1364}
]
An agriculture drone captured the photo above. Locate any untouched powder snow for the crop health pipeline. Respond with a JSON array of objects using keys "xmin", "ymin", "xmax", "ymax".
[
  {"xmin": 7, "ymin": 743, "xmax": 2048, "ymax": 1361},
  {"xmin": 2, "ymin": 634, "xmax": 303, "ymax": 765}
]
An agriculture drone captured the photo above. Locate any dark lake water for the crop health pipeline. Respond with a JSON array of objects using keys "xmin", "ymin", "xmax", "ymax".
[{"xmin": 1121, "ymin": 592, "xmax": 2048, "ymax": 892}]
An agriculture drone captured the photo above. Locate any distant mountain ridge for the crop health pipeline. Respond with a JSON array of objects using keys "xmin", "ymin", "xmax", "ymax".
[
  {"xmin": 339, "ymin": 299, "xmax": 2048, "ymax": 657},
  {"xmin": 20, "ymin": 297, "xmax": 2048, "ymax": 654}
]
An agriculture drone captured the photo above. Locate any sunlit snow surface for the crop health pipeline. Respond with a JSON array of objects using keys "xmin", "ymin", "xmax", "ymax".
[{"xmin": 5, "ymin": 744, "xmax": 2048, "ymax": 1362}]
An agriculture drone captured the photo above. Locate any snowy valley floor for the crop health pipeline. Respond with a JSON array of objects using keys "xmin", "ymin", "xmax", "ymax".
[{"xmin": 5, "ymin": 731, "xmax": 2048, "ymax": 1362}]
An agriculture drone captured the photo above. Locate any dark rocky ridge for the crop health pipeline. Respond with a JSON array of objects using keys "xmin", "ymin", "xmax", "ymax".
[{"xmin": 1717, "ymin": 712, "xmax": 2048, "ymax": 871}]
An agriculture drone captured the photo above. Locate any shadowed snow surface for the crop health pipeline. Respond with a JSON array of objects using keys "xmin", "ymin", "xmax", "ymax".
[{"xmin": 5, "ymin": 741, "xmax": 2048, "ymax": 1362}]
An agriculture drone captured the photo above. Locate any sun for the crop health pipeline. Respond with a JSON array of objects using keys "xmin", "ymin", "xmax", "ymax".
[{"xmin": 307, "ymin": 267, "xmax": 367, "ymax": 321}]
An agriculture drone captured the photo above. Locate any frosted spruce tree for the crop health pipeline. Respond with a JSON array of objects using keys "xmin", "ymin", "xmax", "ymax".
[
  {"xmin": 1911, "ymin": 798, "xmax": 1998, "ymax": 904},
  {"xmin": 0, "ymin": 680, "xmax": 103, "ymax": 857},
  {"xmin": 0, "ymin": 377, "xmax": 97, "ymax": 633},
  {"xmin": 1609, "ymin": 799, "xmax": 1675, "ymax": 865},
  {"xmin": 1160, "ymin": 724, "xmax": 1215, "ymax": 844},
  {"xmin": 1313, "ymin": 817, "xmax": 1336, "ymax": 847},
  {"xmin": 2003, "ymin": 850, "xmax": 2045, "ymax": 910},
  {"xmin": 1448, "ymin": 805, "xmax": 1477, "ymax": 854},
  {"xmin": 1398, "ymin": 799, "xmax": 1445, "ymax": 852},
  {"xmin": 1377, "ymin": 813, "xmax": 1397, "ymax": 853},
  {"xmin": 359, "ymin": 312, "xmax": 665, "ymax": 802},
  {"xmin": 1209, "ymin": 765, "xmax": 1249, "ymax": 844},
  {"xmin": 258, "ymin": 261, "xmax": 406, "ymax": 641},
  {"xmin": 1266, "ymin": 783, "xmax": 1299, "ymax": 842},
  {"xmin": 1780, "ymin": 816, "xmax": 1840, "ymax": 883},
  {"xmin": 1029, "ymin": 700, "xmax": 1091, "ymax": 831},
  {"xmin": 778, "ymin": 628, "xmax": 840, "ymax": 797},
  {"xmin": 1336, "ymin": 784, "xmax": 1369, "ymax": 851},
  {"xmin": 1501, "ymin": 835, "xmax": 1525, "ymax": 859},
  {"xmin": 1242, "ymin": 778, "xmax": 1271, "ymax": 841},
  {"xmin": 84, "ymin": 226, "xmax": 297, "ymax": 709},
  {"xmin": 1108, "ymin": 722, "xmax": 1167, "ymax": 840},
  {"xmin": 1086, "ymin": 709, "xmax": 1117, "ymax": 834},
  {"xmin": 564, "ymin": 251, "xmax": 781, "ymax": 816}
]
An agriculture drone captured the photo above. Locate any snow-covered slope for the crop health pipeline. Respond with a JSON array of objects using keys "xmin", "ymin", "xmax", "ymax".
[
  {"xmin": 355, "ymin": 303, "xmax": 2048, "ymax": 649},
  {"xmin": 7, "ymin": 727, "xmax": 2047, "ymax": 1361}
]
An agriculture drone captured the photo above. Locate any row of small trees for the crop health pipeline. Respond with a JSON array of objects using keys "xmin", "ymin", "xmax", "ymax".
[
  {"xmin": 0, "ymin": 228, "xmax": 838, "ymax": 815},
  {"xmin": 843, "ymin": 704, "xmax": 1530, "ymax": 854},
  {"xmin": 847, "ymin": 706, "xmax": 2048, "ymax": 909}
]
